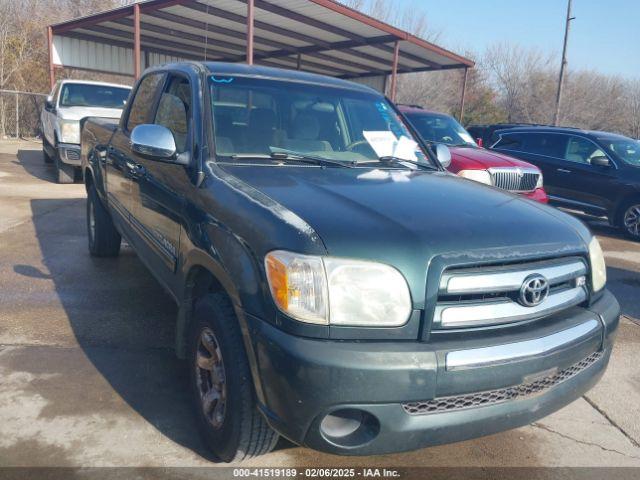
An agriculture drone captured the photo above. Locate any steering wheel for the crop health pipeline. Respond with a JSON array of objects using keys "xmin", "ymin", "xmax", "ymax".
[
  {"xmin": 442, "ymin": 136, "xmax": 454, "ymax": 143},
  {"xmin": 346, "ymin": 140, "xmax": 370, "ymax": 151}
]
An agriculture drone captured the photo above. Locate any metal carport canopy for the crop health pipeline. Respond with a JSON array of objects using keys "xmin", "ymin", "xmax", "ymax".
[{"xmin": 48, "ymin": 0, "xmax": 474, "ymax": 102}]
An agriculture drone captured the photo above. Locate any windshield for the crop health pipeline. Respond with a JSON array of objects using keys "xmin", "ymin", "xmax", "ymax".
[
  {"xmin": 59, "ymin": 83, "xmax": 130, "ymax": 109},
  {"xmin": 405, "ymin": 112, "xmax": 477, "ymax": 147},
  {"xmin": 599, "ymin": 137, "xmax": 640, "ymax": 167},
  {"xmin": 208, "ymin": 75, "xmax": 431, "ymax": 166}
]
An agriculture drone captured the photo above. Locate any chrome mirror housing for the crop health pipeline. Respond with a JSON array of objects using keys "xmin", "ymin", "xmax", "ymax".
[
  {"xmin": 130, "ymin": 124, "xmax": 177, "ymax": 160},
  {"xmin": 436, "ymin": 144, "xmax": 452, "ymax": 169}
]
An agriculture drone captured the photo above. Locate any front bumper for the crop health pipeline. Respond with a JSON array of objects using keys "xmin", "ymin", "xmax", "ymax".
[
  {"xmin": 520, "ymin": 187, "xmax": 548, "ymax": 203},
  {"xmin": 57, "ymin": 143, "xmax": 81, "ymax": 166},
  {"xmin": 246, "ymin": 289, "xmax": 619, "ymax": 455}
]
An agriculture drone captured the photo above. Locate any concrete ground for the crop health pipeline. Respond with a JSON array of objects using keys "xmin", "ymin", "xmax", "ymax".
[{"xmin": 1, "ymin": 139, "xmax": 639, "ymax": 468}]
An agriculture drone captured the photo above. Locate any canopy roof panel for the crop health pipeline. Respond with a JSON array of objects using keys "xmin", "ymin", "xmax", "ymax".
[{"xmin": 50, "ymin": 0, "xmax": 474, "ymax": 81}]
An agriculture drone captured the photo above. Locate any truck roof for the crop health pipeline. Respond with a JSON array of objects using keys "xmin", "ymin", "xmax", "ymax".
[
  {"xmin": 58, "ymin": 79, "xmax": 131, "ymax": 90},
  {"xmin": 202, "ymin": 62, "xmax": 378, "ymax": 94}
]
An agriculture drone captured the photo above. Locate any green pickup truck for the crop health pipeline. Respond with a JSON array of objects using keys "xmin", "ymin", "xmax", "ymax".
[{"xmin": 81, "ymin": 62, "xmax": 619, "ymax": 462}]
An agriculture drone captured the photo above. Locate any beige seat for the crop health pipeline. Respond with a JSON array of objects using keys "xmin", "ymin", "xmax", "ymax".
[{"xmin": 283, "ymin": 112, "xmax": 333, "ymax": 153}]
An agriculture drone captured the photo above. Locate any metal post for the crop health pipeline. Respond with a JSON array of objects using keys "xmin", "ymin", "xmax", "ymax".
[
  {"xmin": 47, "ymin": 26, "xmax": 55, "ymax": 90},
  {"xmin": 390, "ymin": 41, "xmax": 400, "ymax": 102},
  {"xmin": 134, "ymin": 3, "xmax": 141, "ymax": 79},
  {"xmin": 15, "ymin": 93, "xmax": 19, "ymax": 139},
  {"xmin": 553, "ymin": 0, "xmax": 574, "ymax": 126},
  {"xmin": 246, "ymin": 0, "xmax": 255, "ymax": 65},
  {"xmin": 459, "ymin": 67, "xmax": 469, "ymax": 123}
]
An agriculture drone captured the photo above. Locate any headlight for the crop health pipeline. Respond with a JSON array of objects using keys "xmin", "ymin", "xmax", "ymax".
[
  {"xmin": 536, "ymin": 172, "xmax": 544, "ymax": 189},
  {"xmin": 588, "ymin": 236, "xmax": 606, "ymax": 292},
  {"xmin": 457, "ymin": 169, "xmax": 494, "ymax": 186},
  {"xmin": 59, "ymin": 120, "xmax": 80, "ymax": 144},
  {"xmin": 265, "ymin": 251, "xmax": 412, "ymax": 327}
]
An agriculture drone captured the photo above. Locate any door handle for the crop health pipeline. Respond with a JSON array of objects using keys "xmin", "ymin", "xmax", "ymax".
[{"xmin": 556, "ymin": 168, "xmax": 572, "ymax": 173}]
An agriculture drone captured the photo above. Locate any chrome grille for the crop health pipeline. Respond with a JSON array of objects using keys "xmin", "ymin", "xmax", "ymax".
[
  {"xmin": 489, "ymin": 167, "xmax": 539, "ymax": 192},
  {"xmin": 402, "ymin": 351, "xmax": 602, "ymax": 415},
  {"xmin": 435, "ymin": 257, "xmax": 588, "ymax": 329}
]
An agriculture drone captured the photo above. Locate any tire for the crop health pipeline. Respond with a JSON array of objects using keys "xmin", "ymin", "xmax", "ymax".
[
  {"xmin": 42, "ymin": 137, "xmax": 53, "ymax": 164},
  {"xmin": 87, "ymin": 184, "xmax": 121, "ymax": 257},
  {"xmin": 189, "ymin": 293, "xmax": 279, "ymax": 462},
  {"xmin": 617, "ymin": 199, "xmax": 640, "ymax": 240},
  {"xmin": 54, "ymin": 149, "xmax": 74, "ymax": 184}
]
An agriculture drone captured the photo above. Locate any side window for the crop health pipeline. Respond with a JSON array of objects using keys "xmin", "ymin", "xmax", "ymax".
[
  {"xmin": 564, "ymin": 136, "xmax": 607, "ymax": 165},
  {"xmin": 126, "ymin": 73, "xmax": 164, "ymax": 132},
  {"xmin": 494, "ymin": 133, "xmax": 524, "ymax": 151},
  {"xmin": 521, "ymin": 133, "xmax": 567, "ymax": 158},
  {"xmin": 154, "ymin": 75, "xmax": 192, "ymax": 153}
]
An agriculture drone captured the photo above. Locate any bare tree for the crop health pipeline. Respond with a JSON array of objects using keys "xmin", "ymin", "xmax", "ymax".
[{"xmin": 624, "ymin": 79, "xmax": 640, "ymax": 139}]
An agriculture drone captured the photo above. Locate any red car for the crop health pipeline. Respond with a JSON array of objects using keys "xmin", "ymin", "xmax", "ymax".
[{"xmin": 398, "ymin": 106, "xmax": 548, "ymax": 203}]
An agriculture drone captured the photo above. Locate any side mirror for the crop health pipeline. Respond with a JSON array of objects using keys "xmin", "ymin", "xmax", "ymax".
[
  {"xmin": 130, "ymin": 124, "xmax": 178, "ymax": 161},
  {"xmin": 435, "ymin": 143, "xmax": 452, "ymax": 169},
  {"xmin": 476, "ymin": 138, "xmax": 484, "ymax": 148},
  {"xmin": 591, "ymin": 156, "xmax": 611, "ymax": 167},
  {"xmin": 45, "ymin": 97, "xmax": 55, "ymax": 111}
]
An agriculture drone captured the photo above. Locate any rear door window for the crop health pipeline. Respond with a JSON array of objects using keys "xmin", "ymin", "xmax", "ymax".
[
  {"xmin": 126, "ymin": 73, "xmax": 164, "ymax": 132},
  {"xmin": 494, "ymin": 133, "xmax": 525, "ymax": 151},
  {"xmin": 521, "ymin": 133, "xmax": 567, "ymax": 158}
]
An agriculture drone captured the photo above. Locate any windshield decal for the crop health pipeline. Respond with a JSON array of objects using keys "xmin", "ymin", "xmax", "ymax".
[{"xmin": 211, "ymin": 76, "xmax": 234, "ymax": 83}]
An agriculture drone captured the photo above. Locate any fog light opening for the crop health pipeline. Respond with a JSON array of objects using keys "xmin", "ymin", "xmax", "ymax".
[{"xmin": 319, "ymin": 409, "xmax": 380, "ymax": 448}]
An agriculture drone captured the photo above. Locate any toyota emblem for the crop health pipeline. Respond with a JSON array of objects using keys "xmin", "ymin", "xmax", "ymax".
[{"xmin": 519, "ymin": 274, "xmax": 549, "ymax": 307}]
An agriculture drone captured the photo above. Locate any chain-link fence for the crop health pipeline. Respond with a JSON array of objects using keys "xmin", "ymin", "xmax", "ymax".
[{"xmin": 0, "ymin": 90, "xmax": 48, "ymax": 140}]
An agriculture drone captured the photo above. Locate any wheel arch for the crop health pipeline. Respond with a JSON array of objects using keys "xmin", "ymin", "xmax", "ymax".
[{"xmin": 176, "ymin": 256, "xmax": 268, "ymax": 405}]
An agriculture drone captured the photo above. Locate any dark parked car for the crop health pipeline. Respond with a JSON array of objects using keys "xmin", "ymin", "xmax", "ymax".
[
  {"xmin": 81, "ymin": 62, "xmax": 618, "ymax": 462},
  {"xmin": 466, "ymin": 123, "xmax": 549, "ymax": 148},
  {"xmin": 490, "ymin": 126, "xmax": 640, "ymax": 239}
]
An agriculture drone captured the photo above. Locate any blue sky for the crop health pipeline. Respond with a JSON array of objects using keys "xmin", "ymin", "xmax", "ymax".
[{"xmin": 378, "ymin": 0, "xmax": 639, "ymax": 79}]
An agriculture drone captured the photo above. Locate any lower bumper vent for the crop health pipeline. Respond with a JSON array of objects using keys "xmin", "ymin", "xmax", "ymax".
[{"xmin": 402, "ymin": 351, "xmax": 603, "ymax": 415}]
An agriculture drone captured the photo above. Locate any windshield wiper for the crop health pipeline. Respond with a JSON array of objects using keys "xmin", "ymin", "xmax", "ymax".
[
  {"xmin": 377, "ymin": 156, "xmax": 438, "ymax": 170},
  {"xmin": 270, "ymin": 151, "xmax": 354, "ymax": 167},
  {"xmin": 228, "ymin": 152, "xmax": 349, "ymax": 167}
]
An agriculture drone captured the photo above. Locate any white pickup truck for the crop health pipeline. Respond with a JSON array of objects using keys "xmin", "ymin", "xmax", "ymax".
[{"xmin": 41, "ymin": 80, "xmax": 131, "ymax": 183}]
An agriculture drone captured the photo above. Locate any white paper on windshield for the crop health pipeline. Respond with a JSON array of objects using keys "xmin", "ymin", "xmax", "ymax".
[
  {"xmin": 363, "ymin": 131, "xmax": 397, "ymax": 158},
  {"xmin": 393, "ymin": 135, "xmax": 419, "ymax": 162}
]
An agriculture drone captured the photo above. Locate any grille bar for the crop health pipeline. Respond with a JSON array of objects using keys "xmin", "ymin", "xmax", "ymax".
[
  {"xmin": 434, "ymin": 256, "xmax": 588, "ymax": 329},
  {"xmin": 489, "ymin": 167, "xmax": 539, "ymax": 192},
  {"xmin": 402, "ymin": 351, "xmax": 603, "ymax": 415}
]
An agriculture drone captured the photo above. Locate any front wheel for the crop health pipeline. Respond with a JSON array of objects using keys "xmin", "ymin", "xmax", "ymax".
[
  {"xmin": 54, "ymin": 150, "xmax": 74, "ymax": 184},
  {"xmin": 189, "ymin": 293, "xmax": 279, "ymax": 462},
  {"xmin": 87, "ymin": 184, "xmax": 121, "ymax": 257},
  {"xmin": 42, "ymin": 137, "xmax": 53, "ymax": 164},
  {"xmin": 618, "ymin": 200, "xmax": 640, "ymax": 241}
]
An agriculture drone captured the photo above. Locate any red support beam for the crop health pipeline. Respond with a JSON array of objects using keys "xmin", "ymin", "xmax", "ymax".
[
  {"xmin": 47, "ymin": 26, "xmax": 55, "ymax": 90},
  {"xmin": 246, "ymin": 0, "xmax": 255, "ymax": 65},
  {"xmin": 390, "ymin": 41, "xmax": 400, "ymax": 102},
  {"xmin": 459, "ymin": 67, "xmax": 469, "ymax": 123},
  {"xmin": 133, "ymin": 3, "xmax": 141, "ymax": 79}
]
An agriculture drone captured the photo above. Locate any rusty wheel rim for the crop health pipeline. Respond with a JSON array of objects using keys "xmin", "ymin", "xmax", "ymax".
[{"xmin": 195, "ymin": 327, "xmax": 227, "ymax": 429}]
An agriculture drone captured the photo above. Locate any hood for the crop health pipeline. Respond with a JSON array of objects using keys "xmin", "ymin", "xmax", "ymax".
[
  {"xmin": 57, "ymin": 106, "xmax": 124, "ymax": 122},
  {"xmin": 222, "ymin": 164, "xmax": 587, "ymax": 304},
  {"xmin": 449, "ymin": 146, "xmax": 539, "ymax": 171}
]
